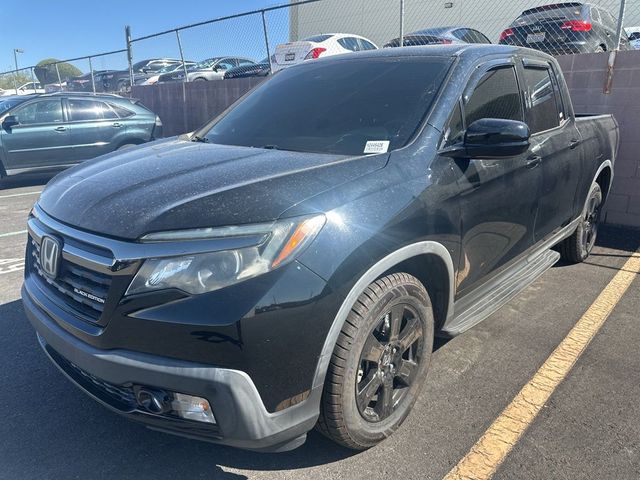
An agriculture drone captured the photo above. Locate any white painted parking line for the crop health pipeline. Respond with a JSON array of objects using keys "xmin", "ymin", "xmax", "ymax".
[
  {"xmin": 0, "ymin": 230, "xmax": 27, "ymax": 238},
  {"xmin": 0, "ymin": 259, "xmax": 24, "ymax": 275},
  {"xmin": 0, "ymin": 190, "xmax": 41, "ymax": 199}
]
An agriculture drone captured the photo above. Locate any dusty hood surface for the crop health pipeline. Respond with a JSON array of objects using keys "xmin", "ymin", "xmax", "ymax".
[{"xmin": 38, "ymin": 138, "xmax": 387, "ymax": 240}]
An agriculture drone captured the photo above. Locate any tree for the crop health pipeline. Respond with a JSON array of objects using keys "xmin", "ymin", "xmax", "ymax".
[
  {"xmin": 34, "ymin": 58, "xmax": 82, "ymax": 85},
  {"xmin": 0, "ymin": 72, "xmax": 31, "ymax": 90}
]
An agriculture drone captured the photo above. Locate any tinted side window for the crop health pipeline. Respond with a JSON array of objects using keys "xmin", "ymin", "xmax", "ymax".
[
  {"xmin": 109, "ymin": 103, "xmax": 135, "ymax": 118},
  {"xmin": 467, "ymin": 30, "xmax": 491, "ymax": 44},
  {"xmin": 216, "ymin": 60, "xmax": 236, "ymax": 70},
  {"xmin": 465, "ymin": 67, "xmax": 523, "ymax": 126},
  {"xmin": 69, "ymin": 99, "xmax": 115, "ymax": 121},
  {"xmin": 453, "ymin": 29, "xmax": 468, "ymax": 41},
  {"xmin": 338, "ymin": 37, "xmax": 360, "ymax": 51},
  {"xmin": 358, "ymin": 39, "xmax": 377, "ymax": 50},
  {"xmin": 522, "ymin": 67, "xmax": 561, "ymax": 133},
  {"xmin": 14, "ymin": 100, "xmax": 63, "ymax": 125}
]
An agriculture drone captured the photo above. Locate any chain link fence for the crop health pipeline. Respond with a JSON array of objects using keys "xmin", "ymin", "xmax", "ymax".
[{"xmin": 0, "ymin": 0, "xmax": 638, "ymax": 96}]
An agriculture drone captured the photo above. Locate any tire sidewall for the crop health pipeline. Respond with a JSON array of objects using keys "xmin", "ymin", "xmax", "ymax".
[
  {"xmin": 340, "ymin": 281, "xmax": 434, "ymax": 447},
  {"xmin": 578, "ymin": 183, "xmax": 603, "ymax": 260}
]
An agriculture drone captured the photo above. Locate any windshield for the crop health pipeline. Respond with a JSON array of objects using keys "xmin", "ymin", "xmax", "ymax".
[
  {"xmin": 201, "ymin": 56, "xmax": 452, "ymax": 155},
  {"xmin": 0, "ymin": 97, "xmax": 28, "ymax": 115}
]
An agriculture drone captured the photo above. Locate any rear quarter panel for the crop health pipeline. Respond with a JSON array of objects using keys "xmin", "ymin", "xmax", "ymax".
[{"xmin": 574, "ymin": 114, "xmax": 618, "ymax": 205}]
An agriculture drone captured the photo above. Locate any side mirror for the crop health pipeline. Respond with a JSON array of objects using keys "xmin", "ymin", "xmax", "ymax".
[
  {"xmin": 439, "ymin": 118, "xmax": 530, "ymax": 159},
  {"xmin": 2, "ymin": 115, "xmax": 19, "ymax": 129}
]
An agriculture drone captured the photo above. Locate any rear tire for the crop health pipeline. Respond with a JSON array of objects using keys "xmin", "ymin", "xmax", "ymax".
[
  {"xmin": 595, "ymin": 45, "xmax": 606, "ymax": 53},
  {"xmin": 193, "ymin": 77, "xmax": 207, "ymax": 82},
  {"xmin": 559, "ymin": 183, "xmax": 602, "ymax": 263},
  {"xmin": 317, "ymin": 273, "xmax": 434, "ymax": 450}
]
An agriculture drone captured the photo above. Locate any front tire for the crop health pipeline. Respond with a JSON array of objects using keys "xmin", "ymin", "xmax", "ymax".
[
  {"xmin": 317, "ymin": 273, "xmax": 434, "ymax": 450},
  {"xmin": 559, "ymin": 183, "xmax": 602, "ymax": 263}
]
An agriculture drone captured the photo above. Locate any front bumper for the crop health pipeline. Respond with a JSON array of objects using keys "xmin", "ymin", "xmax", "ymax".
[{"xmin": 23, "ymin": 283, "xmax": 321, "ymax": 452}]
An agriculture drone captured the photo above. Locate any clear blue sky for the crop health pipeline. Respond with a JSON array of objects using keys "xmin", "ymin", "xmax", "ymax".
[{"xmin": 0, "ymin": 0, "xmax": 290, "ymax": 73}]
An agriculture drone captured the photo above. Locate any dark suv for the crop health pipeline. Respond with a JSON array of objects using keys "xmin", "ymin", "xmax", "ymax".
[
  {"xmin": 499, "ymin": 2, "xmax": 631, "ymax": 54},
  {"xmin": 0, "ymin": 93, "xmax": 162, "ymax": 178}
]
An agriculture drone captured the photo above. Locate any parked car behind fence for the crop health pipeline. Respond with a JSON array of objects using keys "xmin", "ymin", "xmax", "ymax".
[
  {"xmin": 159, "ymin": 57, "xmax": 255, "ymax": 82},
  {"xmin": 223, "ymin": 59, "xmax": 271, "ymax": 79},
  {"xmin": 499, "ymin": 2, "xmax": 632, "ymax": 54},
  {"xmin": 0, "ymin": 92, "xmax": 162, "ymax": 179},
  {"xmin": 271, "ymin": 33, "xmax": 378, "ymax": 72},
  {"xmin": 384, "ymin": 26, "xmax": 491, "ymax": 47}
]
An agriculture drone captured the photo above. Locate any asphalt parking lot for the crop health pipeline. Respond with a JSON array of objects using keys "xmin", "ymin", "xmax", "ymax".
[{"xmin": 1, "ymin": 174, "xmax": 639, "ymax": 480}]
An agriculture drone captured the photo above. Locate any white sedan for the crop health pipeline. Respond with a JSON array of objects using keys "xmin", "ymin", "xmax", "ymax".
[
  {"xmin": 271, "ymin": 33, "xmax": 378, "ymax": 72},
  {"xmin": 0, "ymin": 82, "xmax": 45, "ymax": 96}
]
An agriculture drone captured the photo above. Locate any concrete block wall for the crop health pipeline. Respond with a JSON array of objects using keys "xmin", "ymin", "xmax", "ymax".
[{"xmin": 557, "ymin": 50, "xmax": 640, "ymax": 229}]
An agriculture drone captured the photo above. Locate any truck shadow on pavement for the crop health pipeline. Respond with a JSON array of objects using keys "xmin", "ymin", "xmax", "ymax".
[{"xmin": 0, "ymin": 299, "xmax": 355, "ymax": 480}]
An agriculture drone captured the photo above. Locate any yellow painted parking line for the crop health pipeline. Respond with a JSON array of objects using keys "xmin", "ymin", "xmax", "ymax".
[
  {"xmin": 444, "ymin": 249, "xmax": 640, "ymax": 480},
  {"xmin": 0, "ymin": 190, "xmax": 41, "ymax": 199}
]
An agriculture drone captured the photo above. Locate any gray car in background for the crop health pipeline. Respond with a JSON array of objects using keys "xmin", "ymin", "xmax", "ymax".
[
  {"xmin": 158, "ymin": 57, "xmax": 255, "ymax": 82},
  {"xmin": 0, "ymin": 93, "xmax": 162, "ymax": 179},
  {"xmin": 384, "ymin": 26, "xmax": 491, "ymax": 47}
]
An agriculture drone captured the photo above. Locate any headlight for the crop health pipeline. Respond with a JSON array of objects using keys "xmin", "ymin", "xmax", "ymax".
[{"xmin": 125, "ymin": 215, "xmax": 325, "ymax": 296}]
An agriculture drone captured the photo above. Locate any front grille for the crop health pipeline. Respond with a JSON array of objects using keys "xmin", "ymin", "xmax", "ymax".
[{"xmin": 29, "ymin": 237, "xmax": 112, "ymax": 323}]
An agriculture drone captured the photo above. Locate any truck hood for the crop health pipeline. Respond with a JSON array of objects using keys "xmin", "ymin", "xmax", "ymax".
[{"xmin": 38, "ymin": 138, "xmax": 387, "ymax": 240}]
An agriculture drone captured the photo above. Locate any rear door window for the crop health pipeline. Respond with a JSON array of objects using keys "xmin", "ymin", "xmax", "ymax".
[
  {"xmin": 109, "ymin": 103, "xmax": 135, "ymax": 118},
  {"xmin": 521, "ymin": 67, "xmax": 562, "ymax": 133},
  {"xmin": 464, "ymin": 66, "xmax": 523, "ymax": 126},
  {"xmin": 358, "ymin": 39, "xmax": 377, "ymax": 50},
  {"xmin": 68, "ymin": 99, "xmax": 117, "ymax": 121},
  {"xmin": 338, "ymin": 37, "xmax": 360, "ymax": 51},
  {"xmin": 14, "ymin": 99, "xmax": 64, "ymax": 125}
]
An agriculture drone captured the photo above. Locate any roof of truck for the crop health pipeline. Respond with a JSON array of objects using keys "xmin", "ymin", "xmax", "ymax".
[{"xmin": 309, "ymin": 43, "xmax": 553, "ymax": 65}]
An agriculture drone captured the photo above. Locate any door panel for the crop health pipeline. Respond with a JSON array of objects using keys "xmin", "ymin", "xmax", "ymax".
[
  {"xmin": 66, "ymin": 98, "xmax": 121, "ymax": 161},
  {"xmin": 453, "ymin": 65, "xmax": 541, "ymax": 295},
  {"xmin": 1, "ymin": 99, "xmax": 72, "ymax": 169},
  {"xmin": 519, "ymin": 64, "xmax": 582, "ymax": 240}
]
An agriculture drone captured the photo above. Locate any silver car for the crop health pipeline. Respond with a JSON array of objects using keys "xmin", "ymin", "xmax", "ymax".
[{"xmin": 159, "ymin": 57, "xmax": 255, "ymax": 82}]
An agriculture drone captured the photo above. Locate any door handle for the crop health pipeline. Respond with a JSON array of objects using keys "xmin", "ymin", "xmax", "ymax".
[
  {"xmin": 112, "ymin": 122, "xmax": 123, "ymax": 128},
  {"xmin": 569, "ymin": 139, "xmax": 581, "ymax": 149},
  {"xmin": 54, "ymin": 126, "xmax": 66, "ymax": 132},
  {"xmin": 526, "ymin": 155, "xmax": 542, "ymax": 169}
]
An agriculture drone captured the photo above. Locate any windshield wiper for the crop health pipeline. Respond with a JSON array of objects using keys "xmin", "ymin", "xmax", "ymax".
[
  {"xmin": 261, "ymin": 144, "xmax": 280, "ymax": 150},
  {"xmin": 191, "ymin": 135, "xmax": 209, "ymax": 143}
]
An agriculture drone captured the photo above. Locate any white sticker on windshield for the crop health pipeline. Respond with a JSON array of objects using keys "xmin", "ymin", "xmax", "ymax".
[{"xmin": 364, "ymin": 140, "xmax": 390, "ymax": 155}]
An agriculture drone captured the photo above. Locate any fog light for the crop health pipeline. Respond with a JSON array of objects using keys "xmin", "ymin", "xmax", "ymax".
[{"xmin": 170, "ymin": 393, "xmax": 216, "ymax": 424}]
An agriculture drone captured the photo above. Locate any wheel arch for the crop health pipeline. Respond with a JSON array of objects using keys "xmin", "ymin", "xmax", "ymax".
[
  {"xmin": 311, "ymin": 241, "xmax": 455, "ymax": 391},
  {"xmin": 594, "ymin": 161, "xmax": 612, "ymax": 201}
]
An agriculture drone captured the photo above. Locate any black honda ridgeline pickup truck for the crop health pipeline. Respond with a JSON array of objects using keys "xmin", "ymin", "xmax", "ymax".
[{"xmin": 23, "ymin": 45, "xmax": 618, "ymax": 452}]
